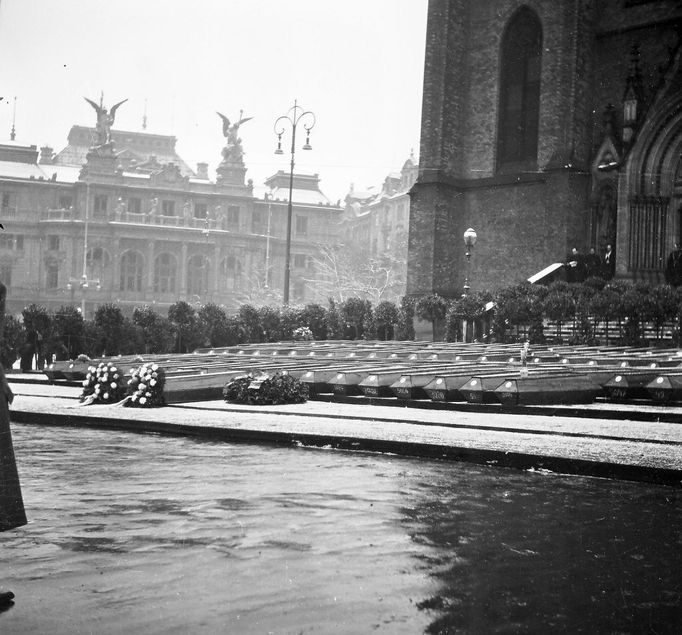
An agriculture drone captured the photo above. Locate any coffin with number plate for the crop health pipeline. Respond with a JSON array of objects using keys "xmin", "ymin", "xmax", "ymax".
[
  {"xmin": 645, "ymin": 372, "xmax": 682, "ymax": 403},
  {"xmin": 461, "ymin": 369, "xmax": 580, "ymax": 404},
  {"xmin": 494, "ymin": 373, "xmax": 601, "ymax": 405},
  {"xmin": 602, "ymin": 370, "xmax": 662, "ymax": 400},
  {"xmin": 423, "ymin": 365, "xmax": 511, "ymax": 402}
]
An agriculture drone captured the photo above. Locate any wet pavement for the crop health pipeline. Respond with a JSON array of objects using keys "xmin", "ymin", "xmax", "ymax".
[{"xmin": 2, "ymin": 424, "xmax": 680, "ymax": 634}]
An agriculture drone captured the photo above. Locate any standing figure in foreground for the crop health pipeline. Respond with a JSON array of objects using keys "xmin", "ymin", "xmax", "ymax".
[{"xmin": 0, "ymin": 281, "xmax": 26, "ymax": 532}]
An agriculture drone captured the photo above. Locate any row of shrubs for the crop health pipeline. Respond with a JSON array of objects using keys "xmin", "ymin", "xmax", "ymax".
[
  {"xmin": 0, "ymin": 297, "xmax": 421, "ymax": 368},
  {"xmin": 4, "ymin": 278, "xmax": 681, "ymax": 368},
  {"xmin": 490, "ymin": 278, "xmax": 682, "ymax": 345},
  {"xmin": 413, "ymin": 278, "xmax": 682, "ymax": 345}
]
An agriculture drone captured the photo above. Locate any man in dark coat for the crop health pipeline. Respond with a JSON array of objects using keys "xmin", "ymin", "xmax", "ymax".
[
  {"xmin": 0, "ymin": 281, "xmax": 26, "ymax": 532},
  {"xmin": 565, "ymin": 247, "xmax": 585, "ymax": 283},
  {"xmin": 585, "ymin": 247, "xmax": 601, "ymax": 279},
  {"xmin": 602, "ymin": 244, "xmax": 615, "ymax": 280},
  {"xmin": 665, "ymin": 243, "xmax": 682, "ymax": 287}
]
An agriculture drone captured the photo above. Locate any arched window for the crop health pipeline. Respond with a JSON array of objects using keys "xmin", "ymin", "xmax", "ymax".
[
  {"xmin": 119, "ymin": 250, "xmax": 144, "ymax": 292},
  {"xmin": 187, "ymin": 254, "xmax": 209, "ymax": 297},
  {"xmin": 86, "ymin": 247, "xmax": 110, "ymax": 282},
  {"xmin": 497, "ymin": 7, "xmax": 542, "ymax": 168},
  {"xmin": 154, "ymin": 253, "xmax": 177, "ymax": 293},
  {"xmin": 220, "ymin": 256, "xmax": 242, "ymax": 290}
]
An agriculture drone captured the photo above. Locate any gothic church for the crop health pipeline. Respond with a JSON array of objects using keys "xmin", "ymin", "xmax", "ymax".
[{"xmin": 407, "ymin": 0, "xmax": 682, "ymax": 295}]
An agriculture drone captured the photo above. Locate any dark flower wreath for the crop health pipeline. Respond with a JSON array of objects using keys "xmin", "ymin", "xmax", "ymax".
[{"xmin": 223, "ymin": 371, "xmax": 308, "ymax": 405}]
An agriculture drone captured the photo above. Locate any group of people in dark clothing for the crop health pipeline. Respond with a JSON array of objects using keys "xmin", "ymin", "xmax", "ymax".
[
  {"xmin": 564, "ymin": 244, "xmax": 615, "ymax": 282},
  {"xmin": 665, "ymin": 243, "xmax": 682, "ymax": 287},
  {"xmin": 565, "ymin": 242, "xmax": 682, "ymax": 287}
]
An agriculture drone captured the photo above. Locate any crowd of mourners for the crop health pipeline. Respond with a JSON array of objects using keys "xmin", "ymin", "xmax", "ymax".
[
  {"xmin": 564, "ymin": 244, "xmax": 615, "ymax": 282},
  {"xmin": 565, "ymin": 242, "xmax": 682, "ymax": 287}
]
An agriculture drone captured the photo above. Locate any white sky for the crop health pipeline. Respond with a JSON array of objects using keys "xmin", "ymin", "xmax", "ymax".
[{"xmin": 0, "ymin": 0, "xmax": 427, "ymax": 203}]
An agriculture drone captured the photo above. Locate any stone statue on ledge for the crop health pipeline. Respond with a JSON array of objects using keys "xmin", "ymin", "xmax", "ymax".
[
  {"xmin": 216, "ymin": 110, "xmax": 252, "ymax": 164},
  {"xmin": 84, "ymin": 94, "xmax": 128, "ymax": 148}
]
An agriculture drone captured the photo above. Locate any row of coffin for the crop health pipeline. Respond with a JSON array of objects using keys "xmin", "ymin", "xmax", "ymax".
[{"xmin": 41, "ymin": 341, "xmax": 682, "ymax": 406}]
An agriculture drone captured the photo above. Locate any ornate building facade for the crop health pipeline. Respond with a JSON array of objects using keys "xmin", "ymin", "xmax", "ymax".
[
  {"xmin": 0, "ymin": 113, "xmax": 342, "ymax": 316},
  {"xmin": 407, "ymin": 0, "xmax": 682, "ymax": 296},
  {"xmin": 341, "ymin": 153, "xmax": 418, "ymax": 300}
]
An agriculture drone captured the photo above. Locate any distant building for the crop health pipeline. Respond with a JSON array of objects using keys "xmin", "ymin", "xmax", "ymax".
[
  {"xmin": 342, "ymin": 153, "xmax": 418, "ymax": 299},
  {"xmin": 0, "ymin": 124, "xmax": 343, "ymax": 316},
  {"xmin": 408, "ymin": 0, "xmax": 682, "ymax": 296}
]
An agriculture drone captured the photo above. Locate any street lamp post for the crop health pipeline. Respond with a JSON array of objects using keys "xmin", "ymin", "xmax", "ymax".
[
  {"xmin": 462, "ymin": 227, "xmax": 477, "ymax": 296},
  {"xmin": 274, "ymin": 100, "xmax": 315, "ymax": 305}
]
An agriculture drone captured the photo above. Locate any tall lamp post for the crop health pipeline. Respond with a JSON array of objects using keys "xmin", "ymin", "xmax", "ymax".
[
  {"xmin": 274, "ymin": 100, "xmax": 315, "ymax": 305},
  {"xmin": 462, "ymin": 227, "xmax": 477, "ymax": 296},
  {"xmin": 67, "ymin": 181, "xmax": 99, "ymax": 316}
]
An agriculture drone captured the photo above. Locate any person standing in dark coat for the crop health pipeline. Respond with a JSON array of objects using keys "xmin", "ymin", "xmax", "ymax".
[
  {"xmin": 665, "ymin": 243, "xmax": 682, "ymax": 287},
  {"xmin": 602, "ymin": 244, "xmax": 615, "ymax": 280},
  {"xmin": 585, "ymin": 248, "xmax": 601, "ymax": 279},
  {"xmin": 0, "ymin": 281, "xmax": 26, "ymax": 532},
  {"xmin": 565, "ymin": 247, "xmax": 585, "ymax": 283}
]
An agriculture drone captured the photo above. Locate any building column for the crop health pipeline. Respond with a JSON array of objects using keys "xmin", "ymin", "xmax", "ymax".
[
  {"xmin": 111, "ymin": 237, "xmax": 120, "ymax": 295},
  {"xmin": 213, "ymin": 244, "xmax": 221, "ymax": 297},
  {"xmin": 180, "ymin": 243, "xmax": 188, "ymax": 297},
  {"xmin": 147, "ymin": 240, "xmax": 155, "ymax": 298}
]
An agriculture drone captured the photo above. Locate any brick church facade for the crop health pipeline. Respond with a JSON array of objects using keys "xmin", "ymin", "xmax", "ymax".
[{"xmin": 407, "ymin": 0, "xmax": 682, "ymax": 296}]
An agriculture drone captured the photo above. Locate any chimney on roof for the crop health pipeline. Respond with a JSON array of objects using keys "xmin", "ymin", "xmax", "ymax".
[
  {"xmin": 39, "ymin": 145, "xmax": 55, "ymax": 164},
  {"xmin": 196, "ymin": 162, "xmax": 209, "ymax": 179}
]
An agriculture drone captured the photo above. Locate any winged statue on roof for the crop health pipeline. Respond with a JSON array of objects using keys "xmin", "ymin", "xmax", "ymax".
[
  {"xmin": 84, "ymin": 94, "xmax": 128, "ymax": 147},
  {"xmin": 216, "ymin": 110, "xmax": 252, "ymax": 163}
]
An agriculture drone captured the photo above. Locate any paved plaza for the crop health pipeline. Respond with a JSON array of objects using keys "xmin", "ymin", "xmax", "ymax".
[{"xmin": 7, "ymin": 375, "xmax": 682, "ymax": 487}]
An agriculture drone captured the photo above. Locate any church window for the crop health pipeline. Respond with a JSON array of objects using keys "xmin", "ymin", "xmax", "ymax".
[
  {"xmin": 497, "ymin": 7, "xmax": 542, "ymax": 168},
  {"xmin": 162, "ymin": 200, "xmax": 175, "ymax": 216}
]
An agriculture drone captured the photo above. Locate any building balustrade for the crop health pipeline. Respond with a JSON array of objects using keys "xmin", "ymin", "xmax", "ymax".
[{"xmin": 42, "ymin": 208, "xmax": 74, "ymax": 221}]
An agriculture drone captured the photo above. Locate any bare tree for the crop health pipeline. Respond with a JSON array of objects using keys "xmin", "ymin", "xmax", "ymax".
[{"xmin": 306, "ymin": 231, "xmax": 406, "ymax": 303}]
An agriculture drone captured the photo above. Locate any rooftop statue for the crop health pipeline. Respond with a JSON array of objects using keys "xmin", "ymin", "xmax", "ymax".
[
  {"xmin": 84, "ymin": 94, "xmax": 128, "ymax": 148},
  {"xmin": 216, "ymin": 110, "xmax": 252, "ymax": 163}
]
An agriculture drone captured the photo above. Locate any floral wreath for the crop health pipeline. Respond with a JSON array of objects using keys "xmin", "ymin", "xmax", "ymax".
[
  {"xmin": 292, "ymin": 326, "xmax": 314, "ymax": 341},
  {"xmin": 79, "ymin": 361, "xmax": 126, "ymax": 404},
  {"xmin": 124, "ymin": 362, "xmax": 166, "ymax": 407}
]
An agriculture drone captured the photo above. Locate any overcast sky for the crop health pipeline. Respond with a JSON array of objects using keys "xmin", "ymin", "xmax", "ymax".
[{"xmin": 0, "ymin": 0, "xmax": 427, "ymax": 202}]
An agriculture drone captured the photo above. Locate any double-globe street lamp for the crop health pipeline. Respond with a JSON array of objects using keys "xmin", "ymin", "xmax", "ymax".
[{"xmin": 273, "ymin": 100, "xmax": 316, "ymax": 305}]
